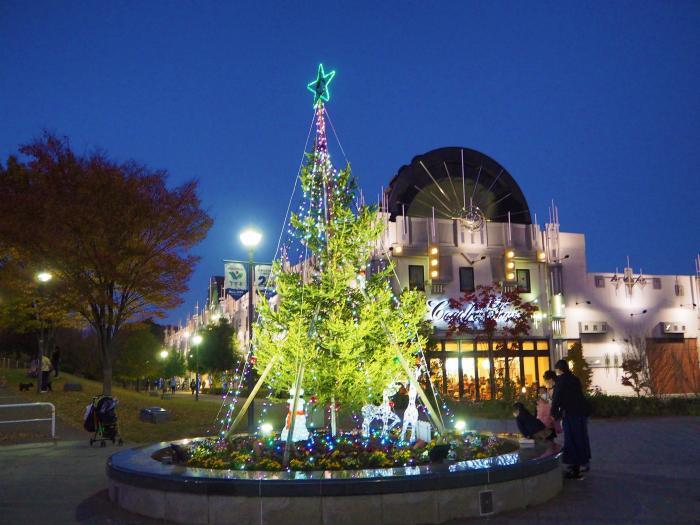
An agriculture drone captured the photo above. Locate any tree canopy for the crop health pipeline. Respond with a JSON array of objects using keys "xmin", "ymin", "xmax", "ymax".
[
  {"xmin": 253, "ymin": 104, "xmax": 426, "ymax": 412},
  {"xmin": 0, "ymin": 133, "xmax": 212, "ymax": 394}
]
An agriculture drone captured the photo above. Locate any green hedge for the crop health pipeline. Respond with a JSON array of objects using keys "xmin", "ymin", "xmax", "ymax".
[
  {"xmin": 588, "ymin": 394, "xmax": 700, "ymax": 417},
  {"xmin": 443, "ymin": 395, "xmax": 700, "ymax": 420}
]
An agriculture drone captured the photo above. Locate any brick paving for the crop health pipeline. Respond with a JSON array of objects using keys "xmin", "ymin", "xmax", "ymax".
[{"xmin": 1, "ymin": 386, "xmax": 699, "ymax": 525}]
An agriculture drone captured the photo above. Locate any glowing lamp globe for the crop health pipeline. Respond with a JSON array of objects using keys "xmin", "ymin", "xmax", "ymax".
[
  {"xmin": 260, "ymin": 423, "xmax": 273, "ymax": 435},
  {"xmin": 36, "ymin": 271, "xmax": 53, "ymax": 283},
  {"xmin": 192, "ymin": 334, "xmax": 203, "ymax": 346},
  {"xmin": 159, "ymin": 350, "xmax": 169, "ymax": 359},
  {"xmin": 240, "ymin": 229, "xmax": 262, "ymax": 249},
  {"xmin": 455, "ymin": 420, "xmax": 466, "ymax": 432}
]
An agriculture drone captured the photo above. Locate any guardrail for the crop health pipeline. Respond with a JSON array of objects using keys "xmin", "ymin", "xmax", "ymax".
[
  {"xmin": 0, "ymin": 402, "xmax": 56, "ymax": 438},
  {"xmin": 0, "ymin": 357, "xmax": 30, "ymax": 369}
]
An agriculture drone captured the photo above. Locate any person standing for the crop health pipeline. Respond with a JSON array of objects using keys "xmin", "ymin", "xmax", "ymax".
[
  {"xmin": 550, "ymin": 360, "xmax": 591, "ymax": 479},
  {"xmin": 40, "ymin": 354, "xmax": 53, "ymax": 393},
  {"xmin": 170, "ymin": 376, "xmax": 177, "ymax": 394},
  {"xmin": 190, "ymin": 378, "xmax": 196, "ymax": 395},
  {"xmin": 51, "ymin": 346, "xmax": 61, "ymax": 378}
]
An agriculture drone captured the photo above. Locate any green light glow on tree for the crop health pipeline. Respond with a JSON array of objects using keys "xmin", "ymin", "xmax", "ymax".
[{"xmin": 253, "ymin": 69, "xmax": 427, "ymax": 421}]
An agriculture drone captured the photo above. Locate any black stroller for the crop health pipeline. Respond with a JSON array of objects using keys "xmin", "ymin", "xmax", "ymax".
[{"xmin": 84, "ymin": 395, "xmax": 123, "ymax": 447}]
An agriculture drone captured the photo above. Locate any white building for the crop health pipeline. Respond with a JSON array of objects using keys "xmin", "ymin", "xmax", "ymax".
[{"xmin": 173, "ymin": 146, "xmax": 700, "ymax": 399}]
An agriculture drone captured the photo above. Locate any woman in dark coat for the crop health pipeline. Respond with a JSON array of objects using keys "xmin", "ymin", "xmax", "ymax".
[{"xmin": 551, "ymin": 359, "xmax": 591, "ymax": 479}]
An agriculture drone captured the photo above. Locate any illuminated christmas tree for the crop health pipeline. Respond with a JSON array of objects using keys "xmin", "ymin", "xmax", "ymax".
[{"xmin": 250, "ymin": 65, "xmax": 432, "ymax": 438}]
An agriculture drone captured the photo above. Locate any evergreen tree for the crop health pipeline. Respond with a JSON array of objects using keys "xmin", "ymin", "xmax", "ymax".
[
  {"xmin": 253, "ymin": 69, "xmax": 427, "ymax": 413},
  {"xmin": 567, "ymin": 341, "xmax": 593, "ymax": 392}
]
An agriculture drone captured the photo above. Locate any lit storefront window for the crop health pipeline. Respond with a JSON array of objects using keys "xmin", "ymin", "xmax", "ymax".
[
  {"xmin": 523, "ymin": 357, "xmax": 536, "ymax": 388},
  {"xmin": 426, "ymin": 339, "xmax": 551, "ymax": 401},
  {"xmin": 461, "ymin": 358, "xmax": 476, "ymax": 400},
  {"xmin": 445, "ymin": 357, "xmax": 460, "ymax": 399},
  {"xmin": 538, "ymin": 356, "xmax": 551, "ymax": 384},
  {"xmin": 477, "ymin": 357, "xmax": 491, "ymax": 399}
]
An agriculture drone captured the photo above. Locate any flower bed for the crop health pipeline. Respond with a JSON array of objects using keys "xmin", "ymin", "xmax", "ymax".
[{"xmin": 181, "ymin": 430, "xmax": 518, "ymax": 471}]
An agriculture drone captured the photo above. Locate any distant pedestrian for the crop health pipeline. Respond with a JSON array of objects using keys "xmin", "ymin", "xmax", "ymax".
[
  {"xmin": 551, "ymin": 360, "xmax": 592, "ymax": 479},
  {"xmin": 190, "ymin": 379, "xmax": 196, "ymax": 395},
  {"xmin": 170, "ymin": 377, "xmax": 177, "ymax": 394},
  {"xmin": 40, "ymin": 354, "xmax": 53, "ymax": 392},
  {"xmin": 51, "ymin": 346, "xmax": 61, "ymax": 378}
]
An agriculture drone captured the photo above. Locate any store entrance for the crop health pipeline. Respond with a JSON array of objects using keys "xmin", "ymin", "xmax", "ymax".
[{"xmin": 427, "ymin": 339, "xmax": 551, "ymax": 400}]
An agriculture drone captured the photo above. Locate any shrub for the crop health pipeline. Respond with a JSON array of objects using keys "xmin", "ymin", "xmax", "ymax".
[{"xmin": 587, "ymin": 393, "xmax": 700, "ymax": 417}]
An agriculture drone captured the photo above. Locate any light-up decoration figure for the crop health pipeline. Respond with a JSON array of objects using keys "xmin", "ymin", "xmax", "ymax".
[
  {"xmin": 361, "ymin": 384, "xmax": 401, "ymax": 438},
  {"xmin": 400, "ymin": 369, "xmax": 420, "ymax": 443},
  {"xmin": 280, "ymin": 387, "xmax": 309, "ymax": 442}
]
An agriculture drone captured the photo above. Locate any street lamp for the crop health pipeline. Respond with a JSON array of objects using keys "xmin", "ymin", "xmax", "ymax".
[
  {"xmin": 36, "ymin": 271, "xmax": 53, "ymax": 283},
  {"xmin": 240, "ymin": 227, "xmax": 262, "ymax": 431},
  {"xmin": 191, "ymin": 334, "xmax": 203, "ymax": 401},
  {"xmin": 159, "ymin": 350, "xmax": 169, "ymax": 359},
  {"xmin": 34, "ymin": 270, "xmax": 53, "ymax": 393}
]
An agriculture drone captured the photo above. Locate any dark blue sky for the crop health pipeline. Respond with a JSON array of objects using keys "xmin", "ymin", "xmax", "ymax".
[{"xmin": 2, "ymin": 1, "xmax": 698, "ymax": 324}]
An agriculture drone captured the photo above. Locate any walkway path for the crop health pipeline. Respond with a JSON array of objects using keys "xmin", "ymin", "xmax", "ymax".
[{"xmin": 1, "ymin": 413, "xmax": 698, "ymax": 524}]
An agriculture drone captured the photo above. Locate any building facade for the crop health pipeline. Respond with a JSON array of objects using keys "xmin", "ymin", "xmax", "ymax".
[{"xmin": 170, "ymin": 146, "xmax": 700, "ymax": 399}]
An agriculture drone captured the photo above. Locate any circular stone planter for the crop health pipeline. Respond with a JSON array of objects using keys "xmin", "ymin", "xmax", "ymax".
[{"xmin": 107, "ymin": 437, "xmax": 562, "ymax": 525}]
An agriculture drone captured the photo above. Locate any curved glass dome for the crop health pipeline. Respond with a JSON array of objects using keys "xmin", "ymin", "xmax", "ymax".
[{"xmin": 385, "ymin": 147, "xmax": 532, "ymax": 228}]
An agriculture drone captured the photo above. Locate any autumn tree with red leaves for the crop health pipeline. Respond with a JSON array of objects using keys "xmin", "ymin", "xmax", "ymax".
[
  {"xmin": 447, "ymin": 282, "xmax": 537, "ymax": 397},
  {"xmin": 0, "ymin": 133, "xmax": 212, "ymax": 394}
]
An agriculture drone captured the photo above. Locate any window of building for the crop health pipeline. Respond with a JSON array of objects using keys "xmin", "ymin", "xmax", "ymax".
[
  {"xmin": 444, "ymin": 341, "xmax": 459, "ymax": 353},
  {"xmin": 594, "ymin": 275, "xmax": 605, "ymax": 288},
  {"xmin": 522, "ymin": 341, "xmax": 535, "ymax": 350},
  {"xmin": 516, "ymin": 269, "xmax": 531, "ymax": 293},
  {"xmin": 674, "ymin": 284, "xmax": 684, "ymax": 297},
  {"xmin": 445, "ymin": 357, "xmax": 460, "ymax": 400},
  {"xmin": 538, "ymin": 356, "xmax": 551, "ymax": 384},
  {"xmin": 652, "ymin": 278, "xmax": 662, "ymax": 290},
  {"xmin": 459, "ymin": 266, "xmax": 475, "ymax": 293},
  {"xmin": 523, "ymin": 357, "xmax": 537, "ymax": 388},
  {"xmin": 408, "ymin": 265, "xmax": 425, "ymax": 291},
  {"xmin": 461, "ymin": 358, "xmax": 476, "ymax": 400}
]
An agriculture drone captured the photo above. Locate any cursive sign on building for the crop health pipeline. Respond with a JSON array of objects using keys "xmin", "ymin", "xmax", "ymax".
[{"xmin": 426, "ymin": 298, "xmax": 523, "ymax": 331}]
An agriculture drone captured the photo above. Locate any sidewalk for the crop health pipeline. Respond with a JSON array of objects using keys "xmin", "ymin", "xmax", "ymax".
[{"xmin": 1, "ymin": 409, "xmax": 699, "ymax": 524}]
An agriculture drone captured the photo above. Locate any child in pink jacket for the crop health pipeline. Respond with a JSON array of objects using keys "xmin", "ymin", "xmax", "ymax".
[{"xmin": 536, "ymin": 386, "xmax": 562, "ymax": 435}]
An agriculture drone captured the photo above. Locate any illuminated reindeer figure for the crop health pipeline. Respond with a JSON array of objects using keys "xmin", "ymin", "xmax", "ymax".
[
  {"xmin": 400, "ymin": 368, "xmax": 421, "ymax": 443},
  {"xmin": 361, "ymin": 384, "xmax": 401, "ymax": 438}
]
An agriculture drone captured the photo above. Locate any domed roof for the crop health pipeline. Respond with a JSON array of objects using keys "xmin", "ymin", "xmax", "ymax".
[{"xmin": 385, "ymin": 147, "xmax": 532, "ymax": 225}]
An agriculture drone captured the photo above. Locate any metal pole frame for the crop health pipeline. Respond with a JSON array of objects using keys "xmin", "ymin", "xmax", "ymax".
[{"xmin": 246, "ymin": 249, "xmax": 256, "ymax": 431}]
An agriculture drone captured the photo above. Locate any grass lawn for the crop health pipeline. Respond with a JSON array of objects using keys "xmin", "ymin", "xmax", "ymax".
[{"xmin": 1, "ymin": 368, "xmax": 241, "ymax": 443}]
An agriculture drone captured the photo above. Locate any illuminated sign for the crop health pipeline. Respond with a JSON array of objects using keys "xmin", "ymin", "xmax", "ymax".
[{"xmin": 426, "ymin": 298, "xmax": 523, "ymax": 331}]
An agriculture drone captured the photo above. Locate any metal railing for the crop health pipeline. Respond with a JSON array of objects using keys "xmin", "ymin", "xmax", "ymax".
[
  {"xmin": 0, "ymin": 402, "xmax": 56, "ymax": 438},
  {"xmin": 0, "ymin": 357, "xmax": 30, "ymax": 369}
]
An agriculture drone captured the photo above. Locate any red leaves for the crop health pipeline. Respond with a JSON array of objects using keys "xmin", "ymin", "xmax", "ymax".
[{"xmin": 446, "ymin": 282, "xmax": 536, "ymax": 341}]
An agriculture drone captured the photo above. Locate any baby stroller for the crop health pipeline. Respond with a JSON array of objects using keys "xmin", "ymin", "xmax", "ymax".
[{"xmin": 84, "ymin": 395, "xmax": 123, "ymax": 447}]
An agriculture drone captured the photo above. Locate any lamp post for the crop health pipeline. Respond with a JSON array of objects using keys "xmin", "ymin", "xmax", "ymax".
[
  {"xmin": 192, "ymin": 334, "xmax": 203, "ymax": 401},
  {"xmin": 34, "ymin": 271, "xmax": 53, "ymax": 393},
  {"xmin": 240, "ymin": 228, "xmax": 262, "ymax": 431}
]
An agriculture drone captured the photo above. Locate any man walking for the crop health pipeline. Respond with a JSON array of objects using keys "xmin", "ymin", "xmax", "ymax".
[{"xmin": 551, "ymin": 359, "xmax": 591, "ymax": 479}]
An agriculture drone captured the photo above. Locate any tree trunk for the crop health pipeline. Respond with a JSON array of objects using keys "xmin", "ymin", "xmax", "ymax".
[{"xmin": 99, "ymin": 331, "xmax": 114, "ymax": 396}]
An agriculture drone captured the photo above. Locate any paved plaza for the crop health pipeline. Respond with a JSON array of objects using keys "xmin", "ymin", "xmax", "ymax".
[{"xmin": 1, "ymin": 392, "xmax": 698, "ymax": 524}]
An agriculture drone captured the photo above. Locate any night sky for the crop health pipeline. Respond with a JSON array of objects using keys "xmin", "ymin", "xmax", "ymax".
[{"xmin": 2, "ymin": 1, "xmax": 698, "ymax": 325}]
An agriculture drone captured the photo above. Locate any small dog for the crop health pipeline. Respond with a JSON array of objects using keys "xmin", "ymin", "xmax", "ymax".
[{"xmin": 19, "ymin": 382, "xmax": 33, "ymax": 391}]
